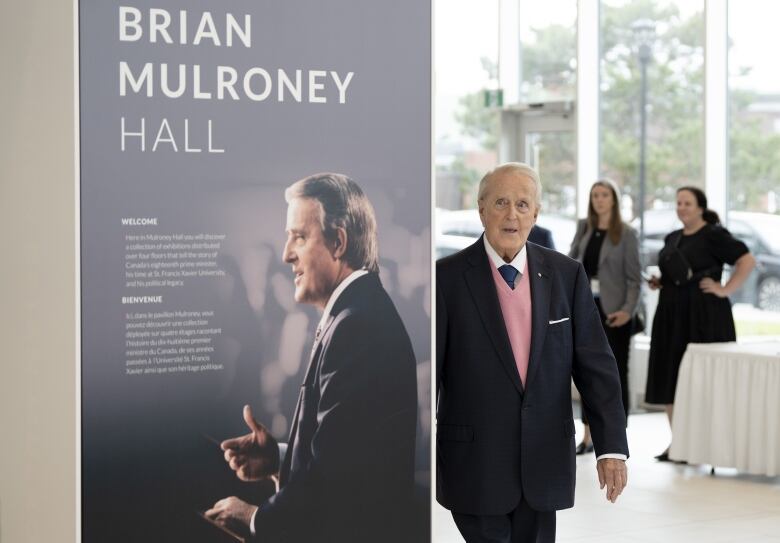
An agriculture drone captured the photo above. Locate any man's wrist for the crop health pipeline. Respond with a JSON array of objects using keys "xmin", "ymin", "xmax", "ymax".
[{"xmin": 597, "ymin": 453, "xmax": 627, "ymax": 461}]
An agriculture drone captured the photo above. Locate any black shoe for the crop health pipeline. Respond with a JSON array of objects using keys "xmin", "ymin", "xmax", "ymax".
[
  {"xmin": 575, "ymin": 441, "xmax": 594, "ymax": 455},
  {"xmin": 654, "ymin": 451, "xmax": 671, "ymax": 462}
]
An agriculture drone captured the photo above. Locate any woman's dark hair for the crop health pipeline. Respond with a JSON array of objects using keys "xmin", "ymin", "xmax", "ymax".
[{"xmin": 677, "ymin": 186, "xmax": 720, "ymax": 225}]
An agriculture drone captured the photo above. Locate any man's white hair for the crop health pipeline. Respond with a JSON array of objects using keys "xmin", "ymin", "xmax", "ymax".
[{"xmin": 477, "ymin": 162, "xmax": 543, "ymax": 206}]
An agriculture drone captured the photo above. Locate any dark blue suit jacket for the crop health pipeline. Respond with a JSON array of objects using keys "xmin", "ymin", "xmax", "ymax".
[
  {"xmin": 436, "ymin": 238, "xmax": 628, "ymax": 515},
  {"xmin": 255, "ymin": 273, "xmax": 418, "ymax": 541},
  {"xmin": 528, "ymin": 225, "xmax": 555, "ymax": 250}
]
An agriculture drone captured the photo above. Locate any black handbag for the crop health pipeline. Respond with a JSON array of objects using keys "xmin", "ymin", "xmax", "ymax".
[
  {"xmin": 630, "ymin": 310, "xmax": 645, "ymax": 336},
  {"xmin": 660, "ymin": 230, "xmax": 722, "ymax": 287}
]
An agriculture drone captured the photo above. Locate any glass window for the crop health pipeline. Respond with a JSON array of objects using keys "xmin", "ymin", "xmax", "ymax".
[
  {"xmin": 435, "ymin": 1, "xmax": 578, "ymax": 255},
  {"xmin": 599, "ymin": 0, "xmax": 704, "ymax": 225},
  {"xmin": 728, "ymin": 0, "xmax": 780, "ymax": 324},
  {"xmin": 435, "ymin": 2, "xmax": 500, "ymax": 213},
  {"xmin": 517, "ymin": 1, "xmax": 578, "ymax": 251},
  {"xmin": 519, "ymin": 0, "xmax": 577, "ymax": 104}
]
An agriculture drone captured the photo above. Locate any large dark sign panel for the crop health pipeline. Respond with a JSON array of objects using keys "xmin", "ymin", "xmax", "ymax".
[{"xmin": 79, "ymin": 2, "xmax": 431, "ymax": 541}]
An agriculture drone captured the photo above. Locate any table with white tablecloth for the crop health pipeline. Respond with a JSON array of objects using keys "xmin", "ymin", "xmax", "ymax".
[{"xmin": 669, "ymin": 342, "xmax": 780, "ymax": 476}]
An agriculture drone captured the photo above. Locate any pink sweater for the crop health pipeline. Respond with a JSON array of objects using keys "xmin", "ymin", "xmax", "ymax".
[{"xmin": 490, "ymin": 259, "xmax": 533, "ymax": 385}]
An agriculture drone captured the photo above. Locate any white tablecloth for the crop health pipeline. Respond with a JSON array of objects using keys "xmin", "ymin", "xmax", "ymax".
[{"xmin": 670, "ymin": 342, "xmax": 780, "ymax": 476}]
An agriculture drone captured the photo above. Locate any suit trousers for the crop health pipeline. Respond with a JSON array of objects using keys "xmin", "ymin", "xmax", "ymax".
[
  {"xmin": 581, "ymin": 297, "xmax": 630, "ymax": 425},
  {"xmin": 452, "ymin": 498, "xmax": 556, "ymax": 543}
]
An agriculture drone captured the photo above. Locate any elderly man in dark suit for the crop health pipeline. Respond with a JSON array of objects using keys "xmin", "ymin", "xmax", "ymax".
[
  {"xmin": 207, "ymin": 173, "xmax": 418, "ymax": 542},
  {"xmin": 436, "ymin": 162, "xmax": 628, "ymax": 543}
]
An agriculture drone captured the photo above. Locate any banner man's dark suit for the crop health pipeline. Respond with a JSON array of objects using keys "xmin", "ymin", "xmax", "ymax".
[
  {"xmin": 254, "ymin": 272, "xmax": 417, "ymax": 542},
  {"xmin": 436, "ymin": 238, "xmax": 628, "ymax": 515}
]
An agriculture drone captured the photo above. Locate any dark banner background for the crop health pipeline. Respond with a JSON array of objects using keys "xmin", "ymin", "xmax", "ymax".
[{"xmin": 79, "ymin": 1, "xmax": 431, "ymax": 540}]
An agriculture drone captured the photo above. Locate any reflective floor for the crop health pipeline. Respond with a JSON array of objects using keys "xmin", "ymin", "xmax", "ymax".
[{"xmin": 433, "ymin": 412, "xmax": 780, "ymax": 542}]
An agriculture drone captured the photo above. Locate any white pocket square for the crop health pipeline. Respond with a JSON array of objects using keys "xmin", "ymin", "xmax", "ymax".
[{"xmin": 548, "ymin": 317, "xmax": 570, "ymax": 324}]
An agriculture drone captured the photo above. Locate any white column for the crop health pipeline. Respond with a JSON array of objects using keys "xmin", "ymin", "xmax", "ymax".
[
  {"xmin": 705, "ymin": 0, "xmax": 729, "ymax": 219},
  {"xmin": 576, "ymin": 0, "xmax": 599, "ymax": 218},
  {"xmin": 498, "ymin": 0, "xmax": 520, "ymax": 105}
]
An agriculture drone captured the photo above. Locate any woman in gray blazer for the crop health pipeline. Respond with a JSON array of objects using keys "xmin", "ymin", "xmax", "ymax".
[{"xmin": 569, "ymin": 179, "xmax": 641, "ymax": 454}]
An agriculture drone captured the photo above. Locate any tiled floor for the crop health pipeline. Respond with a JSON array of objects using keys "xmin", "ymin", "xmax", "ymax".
[{"xmin": 433, "ymin": 412, "xmax": 780, "ymax": 542}]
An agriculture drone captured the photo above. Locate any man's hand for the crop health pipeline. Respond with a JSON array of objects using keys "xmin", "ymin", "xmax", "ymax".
[
  {"xmin": 221, "ymin": 405, "xmax": 280, "ymax": 482},
  {"xmin": 597, "ymin": 458, "xmax": 627, "ymax": 503},
  {"xmin": 205, "ymin": 496, "xmax": 257, "ymax": 535}
]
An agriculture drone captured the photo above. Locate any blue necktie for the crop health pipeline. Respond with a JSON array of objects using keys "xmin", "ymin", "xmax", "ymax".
[{"xmin": 498, "ymin": 265, "xmax": 519, "ymax": 289}]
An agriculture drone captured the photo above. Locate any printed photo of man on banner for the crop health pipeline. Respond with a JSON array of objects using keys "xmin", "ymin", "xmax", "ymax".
[
  {"xmin": 78, "ymin": 2, "xmax": 431, "ymax": 541},
  {"xmin": 206, "ymin": 173, "xmax": 418, "ymax": 542}
]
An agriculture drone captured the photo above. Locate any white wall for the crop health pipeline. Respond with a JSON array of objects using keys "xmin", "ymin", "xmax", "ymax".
[{"xmin": 0, "ymin": 1, "xmax": 77, "ymax": 542}]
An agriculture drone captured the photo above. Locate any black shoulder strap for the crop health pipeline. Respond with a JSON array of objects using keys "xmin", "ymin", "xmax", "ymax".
[{"xmin": 672, "ymin": 230, "xmax": 684, "ymax": 248}]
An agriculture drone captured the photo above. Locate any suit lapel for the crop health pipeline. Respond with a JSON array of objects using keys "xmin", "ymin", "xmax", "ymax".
[
  {"xmin": 304, "ymin": 314, "xmax": 335, "ymax": 385},
  {"xmin": 598, "ymin": 232, "xmax": 614, "ymax": 267},
  {"xmin": 463, "ymin": 239, "xmax": 524, "ymax": 395},
  {"xmin": 576, "ymin": 222, "xmax": 591, "ymax": 260},
  {"xmin": 525, "ymin": 243, "xmax": 552, "ymax": 391},
  {"xmin": 282, "ymin": 312, "xmax": 335, "ymax": 483}
]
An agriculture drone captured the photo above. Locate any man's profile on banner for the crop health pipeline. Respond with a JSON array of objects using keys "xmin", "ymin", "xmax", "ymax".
[{"xmin": 205, "ymin": 173, "xmax": 418, "ymax": 542}]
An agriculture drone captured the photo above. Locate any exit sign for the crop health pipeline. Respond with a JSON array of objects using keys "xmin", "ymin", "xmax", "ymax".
[{"xmin": 483, "ymin": 89, "xmax": 504, "ymax": 108}]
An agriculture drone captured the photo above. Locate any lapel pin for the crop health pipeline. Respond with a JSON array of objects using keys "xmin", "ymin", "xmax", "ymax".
[{"xmin": 537, "ymin": 272, "xmax": 542, "ymax": 277}]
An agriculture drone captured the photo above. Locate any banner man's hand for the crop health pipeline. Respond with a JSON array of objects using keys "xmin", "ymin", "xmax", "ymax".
[
  {"xmin": 221, "ymin": 405, "xmax": 280, "ymax": 481},
  {"xmin": 205, "ymin": 496, "xmax": 257, "ymax": 535}
]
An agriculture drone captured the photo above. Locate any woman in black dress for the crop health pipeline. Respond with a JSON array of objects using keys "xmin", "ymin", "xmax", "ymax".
[{"xmin": 645, "ymin": 187, "xmax": 755, "ymax": 461}]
